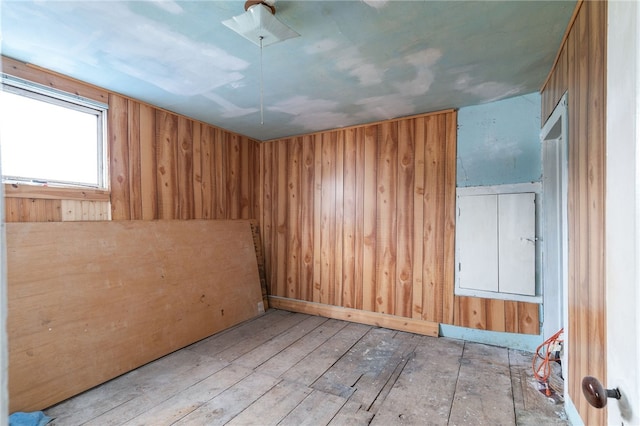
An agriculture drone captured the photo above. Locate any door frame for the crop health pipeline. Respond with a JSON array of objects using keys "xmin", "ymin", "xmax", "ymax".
[{"xmin": 540, "ymin": 92, "xmax": 569, "ymax": 382}]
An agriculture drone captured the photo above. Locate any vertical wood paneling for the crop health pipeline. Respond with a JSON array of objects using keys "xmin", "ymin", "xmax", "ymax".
[
  {"xmin": 260, "ymin": 110, "xmax": 539, "ymax": 336},
  {"xmin": 486, "ymin": 299, "xmax": 506, "ymax": 332},
  {"xmin": 396, "ymin": 120, "xmax": 414, "ymax": 318},
  {"xmin": 334, "ymin": 132, "xmax": 345, "ymax": 307},
  {"xmin": 517, "ymin": 302, "xmax": 539, "ymax": 335},
  {"xmin": 192, "ymin": 123, "xmax": 203, "ymax": 219},
  {"xmin": 139, "ymin": 104, "xmax": 157, "ymax": 220},
  {"xmin": 375, "ymin": 122, "xmax": 397, "ymax": 315},
  {"xmin": 320, "ymin": 132, "xmax": 337, "ymax": 305},
  {"xmin": 61, "ymin": 200, "xmax": 110, "ymax": 221},
  {"xmin": 275, "ymin": 141, "xmax": 288, "ymax": 298},
  {"xmin": 227, "ymin": 133, "xmax": 240, "ymax": 219},
  {"xmin": 155, "ymin": 111, "xmax": 178, "ymax": 220},
  {"xmin": 200, "ymin": 125, "xmax": 214, "ymax": 220},
  {"xmin": 362, "ymin": 125, "xmax": 378, "ymax": 312},
  {"xmin": 586, "ymin": 5, "xmax": 606, "ymax": 425},
  {"xmin": 127, "ymin": 100, "xmax": 143, "ymax": 220},
  {"xmin": 286, "ymin": 138, "xmax": 302, "ymax": 299},
  {"xmin": 177, "ymin": 116, "xmax": 194, "ymax": 220},
  {"xmin": 412, "ymin": 117, "xmax": 426, "ymax": 320},
  {"xmin": 213, "ymin": 129, "xmax": 227, "ymax": 219},
  {"xmin": 312, "ymin": 136, "xmax": 323, "ymax": 303},
  {"xmin": 423, "ymin": 114, "xmax": 444, "ymax": 322},
  {"xmin": 5, "ymin": 199, "xmax": 61, "ymax": 222},
  {"xmin": 239, "ymin": 136, "xmax": 252, "ymax": 219},
  {"xmin": 109, "ymin": 94, "xmax": 130, "ymax": 220},
  {"xmin": 261, "ymin": 111, "xmax": 466, "ymax": 327},
  {"xmin": 300, "ymin": 135, "xmax": 315, "ymax": 301},
  {"xmin": 442, "ymin": 111, "xmax": 458, "ymax": 325},
  {"xmin": 540, "ymin": 1, "xmax": 607, "ymax": 423},
  {"xmin": 342, "ymin": 129, "xmax": 357, "ymax": 309},
  {"xmin": 4, "ymin": 57, "xmax": 260, "ymax": 226},
  {"xmin": 353, "ymin": 128, "xmax": 366, "ymax": 310},
  {"xmin": 261, "ymin": 142, "xmax": 274, "ymax": 294}
]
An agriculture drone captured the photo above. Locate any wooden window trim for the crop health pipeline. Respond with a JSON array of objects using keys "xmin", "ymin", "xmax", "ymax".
[{"xmin": 4, "ymin": 183, "xmax": 110, "ymax": 202}]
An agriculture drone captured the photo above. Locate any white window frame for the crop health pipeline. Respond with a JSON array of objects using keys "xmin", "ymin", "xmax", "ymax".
[{"xmin": 1, "ymin": 73, "xmax": 109, "ymax": 189}]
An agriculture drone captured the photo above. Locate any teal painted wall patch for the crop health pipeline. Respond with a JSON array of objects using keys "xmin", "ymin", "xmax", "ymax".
[{"xmin": 457, "ymin": 92, "xmax": 541, "ymax": 187}]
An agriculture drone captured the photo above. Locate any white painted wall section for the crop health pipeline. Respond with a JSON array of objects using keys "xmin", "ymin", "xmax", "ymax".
[{"xmin": 606, "ymin": 1, "xmax": 640, "ymax": 424}]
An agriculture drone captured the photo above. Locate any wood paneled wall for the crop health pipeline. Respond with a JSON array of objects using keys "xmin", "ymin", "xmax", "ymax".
[
  {"xmin": 2, "ymin": 57, "xmax": 260, "ymax": 223},
  {"xmin": 108, "ymin": 96, "xmax": 259, "ymax": 221},
  {"xmin": 3, "ymin": 58, "xmax": 542, "ymax": 339},
  {"xmin": 540, "ymin": 1, "xmax": 607, "ymax": 423},
  {"xmin": 260, "ymin": 112, "xmax": 539, "ymax": 334}
]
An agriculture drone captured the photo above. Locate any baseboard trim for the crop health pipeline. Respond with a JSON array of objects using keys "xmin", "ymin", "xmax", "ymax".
[{"xmin": 267, "ymin": 296, "xmax": 439, "ymax": 337}]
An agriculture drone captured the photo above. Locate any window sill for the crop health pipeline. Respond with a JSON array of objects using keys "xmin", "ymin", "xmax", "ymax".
[{"xmin": 4, "ymin": 183, "xmax": 110, "ymax": 201}]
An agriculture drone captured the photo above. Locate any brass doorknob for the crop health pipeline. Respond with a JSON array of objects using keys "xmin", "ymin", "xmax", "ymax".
[{"xmin": 582, "ymin": 376, "xmax": 621, "ymax": 408}]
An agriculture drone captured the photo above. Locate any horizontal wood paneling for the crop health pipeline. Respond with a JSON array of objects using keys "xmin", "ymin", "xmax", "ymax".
[
  {"xmin": 4, "ymin": 184, "xmax": 110, "ymax": 201},
  {"xmin": 261, "ymin": 111, "xmax": 537, "ymax": 334},
  {"xmin": 540, "ymin": 1, "xmax": 607, "ymax": 423},
  {"xmin": 7, "ymin": 220, "xmax": 263, "ymax": 412}
]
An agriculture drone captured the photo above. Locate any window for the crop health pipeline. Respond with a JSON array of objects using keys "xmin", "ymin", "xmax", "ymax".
[{"xmin": 1, "ymin": 74, "xmax": 108, "ymax": 189}]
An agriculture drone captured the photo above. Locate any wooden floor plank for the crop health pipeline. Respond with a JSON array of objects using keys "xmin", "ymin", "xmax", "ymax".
[
  {"xmin": 447, "ymin": 342, "xmax": 516, "ymax": 425},
  {"xmin": 226, "ymin": 379, "xmax": 313, "ymax": 426},
  {"xmin": 172, "ymin": 372, "xmax": 281, "ymax": 426},
  {"xmin": 233, "ymin": 315, "xmax": 328, "ymax": 369},
  {"xmin": 328, "ymin": 400, "xmax": 375, "ymax": 425},
  {"xmin": 348, "ymin": 331, "xmax": 420, "ymax": 410},
  {"xmin": 281, "ymin": 322, "xmax": 371, "ymax": 386},
  {"xmin": 44, "ymin": 310, "xmax": 569, "ymax": 426},
  {"xmin": 48, "ymin": 349, "xmax": 223, "ymax": 425},
  {"xmin": 311, "ymin": 327, "xmax": 409, "ymax": 400},
  {"xmin": 121, "ymin": 364, "xmax": 255, "ymax": 426},
  {"xmin": 85, "ymin": 353, "xmax": 229, "ymax": 425},
  {"xmin": 278, "ymin": 389, "xmax": 347, "ymax": 426},
  {"xmin": 509, "ymin": 349, "xmax": 568, "ymax": 425},
  {"xmin": 207, "ymin": 312, "xmax": 312, "ymax": 363},
  {"xmin": 368, "ymin": 336, "xmax": 463, "ymax": 425},
  {"xmin": 187, "ymin": 310, "xmax": 293, "ymax": 358},
  {"xmin": 256, "ymin": 318, "xmax": 349, "ymax": 378}
]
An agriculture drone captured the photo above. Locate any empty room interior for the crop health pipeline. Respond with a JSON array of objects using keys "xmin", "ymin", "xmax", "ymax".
[{"xmin": 1, "ymin": 1, "xmax": 639, "ymax": 425}]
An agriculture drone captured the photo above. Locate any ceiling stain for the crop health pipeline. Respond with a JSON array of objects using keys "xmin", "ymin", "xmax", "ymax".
[{"xmin": 1, "ymin": 1, "xmax": 576, "ymax": 140}]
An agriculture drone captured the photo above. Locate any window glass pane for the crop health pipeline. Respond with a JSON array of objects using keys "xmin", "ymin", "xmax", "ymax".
[{"xmin": 1, "ymin": 89, "xmax": 101, "ymax": 187}]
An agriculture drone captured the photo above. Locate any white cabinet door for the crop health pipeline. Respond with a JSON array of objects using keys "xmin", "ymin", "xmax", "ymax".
[
  {"xmin": 458, "ymin": 194, "xmax": 498, "ymax": 292},
  {"xmin": 456, "ymin": 191, "xmax": 536, "ymax": 298},
  {"xmin": 498, "ymin": 193, "xmax": 536, "ymax": 295}
]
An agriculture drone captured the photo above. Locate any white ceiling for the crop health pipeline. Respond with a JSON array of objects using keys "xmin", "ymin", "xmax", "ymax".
[{"xmin": 1, "ymin": 1, "xmax": 576, "ymax": 141}]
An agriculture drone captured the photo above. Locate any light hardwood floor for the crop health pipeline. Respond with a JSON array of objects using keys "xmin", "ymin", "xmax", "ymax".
[{"xmin": 45, "ymin": 309, "xmax": 568, "ymax": 425}]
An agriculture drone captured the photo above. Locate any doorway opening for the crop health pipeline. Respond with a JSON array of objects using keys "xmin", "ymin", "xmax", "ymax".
[{"xmin": 540, "ymin": 92, "xmax": 569, "ymax": 382}]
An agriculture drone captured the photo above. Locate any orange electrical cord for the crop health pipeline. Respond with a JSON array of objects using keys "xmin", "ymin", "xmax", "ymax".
[{"xmin": 532, "ymin": 328, "xmax": 564, "ymax": 396}]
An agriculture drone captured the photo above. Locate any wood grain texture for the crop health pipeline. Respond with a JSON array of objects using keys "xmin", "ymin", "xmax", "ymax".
[
  {"xmin": 268, "ymin": 296, "xmax": 438, "ymax": 337},
  {"xmin": 1, "ymin": 56, "xmax": 109, "ymax": 104},
  {"xmin": 3, "ymin": 60, "xmax": 260, "ymax": 224},
  {"xmin": 261, "ymin": 111, "xmax": 536, "ymax": 334},
  {"xmin": 4, "ymin": 184, "xmax": 110, "ymax": 201},
  {"xmin": 127, "ymin": 100, "xmax": 143, "ymax": 220},
  {"xmin": 61, "ymin": 200, "xmax": 110, "ymax": 221},
  {"xmin": 108, "ymin": 94, "xmax": 131, "ymax": 220},
  {"xmin": 7, "ymin": 220, "xmax": 263, "ymax": 412},
  {"xmin": 540, "ymin": 1, "xmax": 607, "ymax": 423},
  {"xmin": 261, "ymin": 112, "xmax": 474, "ymax": 331}
]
